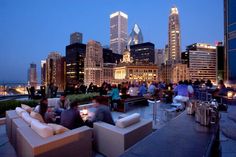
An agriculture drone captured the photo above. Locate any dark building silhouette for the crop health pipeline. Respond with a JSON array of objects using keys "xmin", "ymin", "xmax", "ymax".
[
  {"xmin": 66, "ymin": 43, "xmax": 86, "ymax": 89},
  {"xmin": 216, "ymin": 42, "xmax": 225, "ymax": 82},
  {"xmin": 224, "ymin": 0, "xmax": 236, "ymax": 84},
  {"xmin": 103, "ymin": 48, "xmax": 122, "ymax": 64},
  {"xmin": 130, "ymin": 42, "xmax": 155, "ymax": 64}
]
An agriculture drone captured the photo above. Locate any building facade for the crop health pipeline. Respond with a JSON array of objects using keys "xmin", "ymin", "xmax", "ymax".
[
  {"xmin": 168, "ymin": 6, "xmax": 181, "ymax": 62},
  {"xmin": 114, "ymin": 65, "xmax": 158, "ymax": 83},
  {"xmin": 127, "ymin": 24, "xmax": 144, "ymax": 47},
  {"xmin": 216, "ymin": 42, "xmax": 225, "ymax": 82},
  {"xmin": 28, "ymin": 63, "xmax": 37, "ymax": 87},
  {"xmin": 110, "ymin": 11, "xmax": 128, "ymax": 54},
  {"xmin": 41, "ymin": 60, "xmax": 46, "ymax": 86},
  {"xmin": 103, "ymin": 63, "xmax": 116, "ymax": 84},
  {"xmin": 155, "ymin": 49, "xmax": 165, "ymax": 66},
  {"xmin": 224, "ymin": 0, "xmax": 236, "ymax": 85},
  {"xmin": 103, "ymin": 48, "xmax": 122, "ymax": 64},
  {"xmin": 70, "ymin": 32, "xmax": 83, "ymax": 44},
  {"xmin": 66, "ymin": 43, "xmax": 86, "ymax": 89},
  {"xmin": 130, "ymin": 42, "xmax": 155, "ymax": 64},
  {"xmin": 84, "ymin": 40, "xmax": 103, "ymax": 87},
  {"xmin": 172, "ymin": 63, "xmax": 189, "ymax": 83},
  {"xmin": 183, "ymin": 43, "xmax": 217, "ymax": 84},
  {"xmin": 45, "ymin": 52, "xmax": 65, "ymax": 91}
]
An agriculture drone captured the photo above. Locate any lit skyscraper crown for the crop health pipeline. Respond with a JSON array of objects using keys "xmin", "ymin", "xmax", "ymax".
[
  {"xmin": 171, "ymin": 6, "xmax": 178, "ymax": 15},
  {"xmin": 127, "ymin": 24, "xmax": 143, "ymax": 46}
]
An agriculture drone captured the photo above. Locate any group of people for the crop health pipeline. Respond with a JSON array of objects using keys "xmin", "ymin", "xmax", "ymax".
[{"xmin": 34, "ymin": 94, "xmax": 115, "ymax": 129}]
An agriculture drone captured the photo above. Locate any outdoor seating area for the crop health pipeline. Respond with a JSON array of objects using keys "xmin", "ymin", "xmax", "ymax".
[{"xmin": 1, "ymin": 79, "xmax": 236, "ymax": 157}]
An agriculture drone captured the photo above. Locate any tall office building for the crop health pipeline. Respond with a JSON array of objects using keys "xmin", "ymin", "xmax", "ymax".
[
  {"xmin": 155, "ymin": 49, "xmax": 165, "ymax": 66},
  {"xmin": 66, "ymin": 43, "xmax": 86, "ymax": 89},
  {"xmin": 70, "ymin": 32, "xmax": 83, "ymax": 44},
  {"xmin": 216, "ymin": 42, "xmax": 225, "ymax": 82},
  {"xmin": 164, "ymin": 44, "xmax": 169, "ymax": 63},
  {"xmin": 41, "ymin": 60, "xmax": 46, "ymax": 86},
  {"xmin": 127, "ymin": 24, "xmax": 144, "ymax": 47},
  {"xmin": 224, "ymin": 0, "xmax": 236, "ymax": 85},
  {"xmin": 110, "ymin": 11, "xmax": 128, "ymax": 54},
  {"xmin": 45, "ymin": 52, "xmax": 65, "ymax": 91},
  {"xmin": 182, "ymin": 43, "xmax": 217, "ymax": 84},
  {"xmin": 103, "ymin": 48, "xmax": 122, "ymax": 64},
  {"xmin": 130, "ymin": 42, "xmax": 155, "ymax": 64},
  {"xmin": 168, "ymin": 6, "xmax": 181, "ymax": 62},
  {"xmin": 28, "ymin": 63, "xmax": 37, "ymax": 87},
  {"xmin": 84, "ymin": 40, "xmax": 103, "ymax": 87}
]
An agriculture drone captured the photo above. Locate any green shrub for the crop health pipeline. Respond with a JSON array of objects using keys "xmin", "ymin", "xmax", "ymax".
[
  {"xmin": 0, "ymin": 93, "xmax": 98, "ymax": 118},
  {"xmin": 0, "ymin": 100, "xmax": 38, "ymax": 118},
  {"xmin": 67, "ymin": 93, "xmax": 99, "ymax": 104}
]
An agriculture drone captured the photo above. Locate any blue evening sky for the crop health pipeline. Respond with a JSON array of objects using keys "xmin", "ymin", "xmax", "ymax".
[{"xmin": 0, "ymin": 0, "xmax": 223, "ymax": 83}]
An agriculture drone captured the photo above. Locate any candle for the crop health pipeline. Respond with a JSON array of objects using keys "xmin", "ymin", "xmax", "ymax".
[{"xmin": 227, "ymin": 91, "xmax": 234, "ymax": 99}]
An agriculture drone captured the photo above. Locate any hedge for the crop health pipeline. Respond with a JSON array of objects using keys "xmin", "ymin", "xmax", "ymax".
[{"xmin": 0, "ymin": 93, "xmax": 99, "ymax": 118}]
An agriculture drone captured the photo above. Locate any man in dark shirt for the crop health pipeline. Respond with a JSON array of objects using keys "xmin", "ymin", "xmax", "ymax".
[
  {"xmin": 60, "ymin": 101, "xmax": 84, "ymax": 129},
  {"xmin": 89, "ymin": 96, "xmax": 115, "ymax": 126}
]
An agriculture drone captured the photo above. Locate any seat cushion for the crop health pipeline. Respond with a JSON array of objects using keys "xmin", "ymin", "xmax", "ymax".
[
  {"xmin": 21, "ymin": 104, "xmax": 33, "ymax": 113},
  {"xmin": 47, "ymin": 123, "xmax": 69, "ymax": 135},
  {"xmin": 116, "ymin": 113, "xmax": 141, "ymax": 128},
  {"xmin": 22, "ymin": 112, "xmax": 38, "ymax": 125},
  {"xmin": 15, "ymin": 107, "xmax": 27, "ymax": 117},
  {"xmin": 30, "ymin": 111, "xmax": 45, "ymax": 123},
  {"xmin": 31, "ymin": 120, "xmax": 54, "ymax": 138}
]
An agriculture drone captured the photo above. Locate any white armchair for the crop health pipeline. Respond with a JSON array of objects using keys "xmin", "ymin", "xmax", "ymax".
[{"xmin": 93, "ymin": 113, "xmax": 152, "ymax": 157}]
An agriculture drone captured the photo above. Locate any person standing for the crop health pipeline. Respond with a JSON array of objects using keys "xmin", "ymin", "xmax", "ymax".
[{"xmin": 109, "ymin": 84, "xmax": 121, "ymax": 111}]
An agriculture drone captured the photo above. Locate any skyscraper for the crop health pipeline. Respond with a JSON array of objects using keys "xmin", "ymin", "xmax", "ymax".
[
  {"xmin": 84, "ymin": 40, "xmax": 103, "ymax": 87},
  {"xmin": 45, "ymin": 52, "xmax": 65, "ymax": 91},
  {"xmin": 127, "ymin": 24, "xmax": 144, "ymax": 47},
  {"xmin": 70, "ymin": 32, "xmax": 83, "ymax": 44},
  {"xmin": 224, "ymin": 0, "xmax": 236, "ymax": 85},
  {"xmin": 66, "ymin": 43, "xmax": 86, "ymax": 89},
  {"xmin": 155, "ymin": 49, "xmax": 165, "ymax": 66},
  {"xmin": 41, "ymin": 60, "xmax": 46, "ymax": 86},
  {"xmin": 28, "ymin": 63, "xmax": 37, "ymax": 87},
  {"xmin": 130, "ymin": 42, "xmax": 155, "ymax": 64},
  {"xmin": 168, "ymin": 6, "xmax": 181, "ymax": 62},
  {"xmin": 183, "ymin": 43, "xmax": 217, "ymax": 84},
  {"xmin": 110, "ymin": 11, "xmax": 128, "ymax": 54},
  {"xmin": 216, "ymin": 42, "xmax": 225, "ymax": 82}
]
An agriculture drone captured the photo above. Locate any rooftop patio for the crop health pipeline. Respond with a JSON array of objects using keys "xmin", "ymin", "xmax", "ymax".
[{"xmin": 0, "ymin": 102, "xmax": 182, "ymax": 157}]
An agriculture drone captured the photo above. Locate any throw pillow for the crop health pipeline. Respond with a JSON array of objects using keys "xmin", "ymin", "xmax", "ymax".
[
  {"xmin": 47, "ymin": 123, "xmax": 69, "ymax": 135},
  {"xmin": 30, "ymin": 111, "xmax": 45, "ymax": 123},
  {"xmin": 21, "ymin": 104, "xmax": 33, "ymax": 113}
]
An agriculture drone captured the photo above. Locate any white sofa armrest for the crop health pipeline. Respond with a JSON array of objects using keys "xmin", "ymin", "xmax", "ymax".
[{"xmin": 94, "ymin": 119, "xmax": 152, "ymax": 157}]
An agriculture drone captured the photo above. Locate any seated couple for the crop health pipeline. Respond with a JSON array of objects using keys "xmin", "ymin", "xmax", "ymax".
[{"xmin": 34, "ymin": 96, "xmax": 114, "ymax": 129}]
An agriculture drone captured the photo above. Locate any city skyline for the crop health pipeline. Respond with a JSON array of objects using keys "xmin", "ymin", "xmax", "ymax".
[{"xmin": 0, "ymin": 0, "xmax": 223, "ymax": 82}]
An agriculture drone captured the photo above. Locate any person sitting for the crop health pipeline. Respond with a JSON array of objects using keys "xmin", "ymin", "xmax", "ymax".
[
  {"xmin": 109, "ymin": 84, "xmax": 121, "ymax": 111},
  {"xmin": 87, "ymin": 96, "xmax": 115, "ymax": 127},
  {"xmin": 172, "ymin": 80, "xmax": 193, "ymax": 110},
  {"xmin": 128, "ymin": 84, "xmax": 139, "ymax": 97},
  {"xmin": 55, "ymin": 93, "xmax": 70, "ymax": 115},
  {"xmin": 60, "ymin": 101, "xmax": 84, "ymax": 129},
  {"xmin": 34, "ymin": 97, "xmax": 53, "ymax": 123},
  {"xmin": 139, "ymin": 83, "xmax": 147, "ymax": 96},
  {"xmin": 148, "ymin": 82, "xmax": 156, "ymax": 96}
]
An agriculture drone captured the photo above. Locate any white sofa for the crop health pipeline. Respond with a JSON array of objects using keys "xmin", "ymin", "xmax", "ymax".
[
  {"xmin": 6, "ymin": 106, "xmax": 93, "ymax": 157},
  {"xmin": 93, "ymin": 113, "xmax": 152, "ymax": 157}
]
